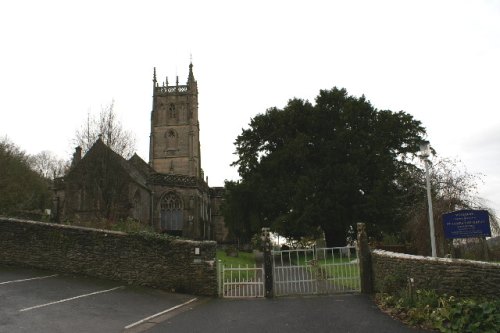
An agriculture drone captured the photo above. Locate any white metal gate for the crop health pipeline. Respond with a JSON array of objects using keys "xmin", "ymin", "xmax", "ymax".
[
  {"xmin": 272, "ymin": 246, "xmax": 360, "ymax": 296},
  {"xmin": 218, "ymin": 262, "xmax": 264, "ymax": 298}
]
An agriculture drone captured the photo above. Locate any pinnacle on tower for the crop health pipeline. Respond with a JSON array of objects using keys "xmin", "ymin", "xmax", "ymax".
[{"xmin": 188, "ymin": 62, "xmax": 195, "ymax": 83}]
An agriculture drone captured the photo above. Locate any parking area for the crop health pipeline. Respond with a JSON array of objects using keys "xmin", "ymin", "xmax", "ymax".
[
  {"xmin": 0, "ymin": 265, "xmax": 201, "ymax": 333},
  {"xmin": 2, "ymin": 265, "xmax": 426, "ymax": 333}
]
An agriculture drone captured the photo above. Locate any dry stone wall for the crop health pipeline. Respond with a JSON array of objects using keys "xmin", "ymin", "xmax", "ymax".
[
  {"xmin": 0, "ymin": 217, "xmax": 217, "ymax": 296},
  {"xmin": 372, "ymin": 249, "xmax": 500, "ymax": 298}
]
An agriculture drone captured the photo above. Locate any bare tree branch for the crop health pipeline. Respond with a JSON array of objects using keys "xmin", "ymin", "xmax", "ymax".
[{"xmin": 74, "ymin": 101, "xmax": 136, "ymax": 158}]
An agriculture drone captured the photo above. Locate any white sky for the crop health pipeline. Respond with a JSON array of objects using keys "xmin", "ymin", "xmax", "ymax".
[{"xmin": 1, "ymin": 0, "xmax": 499, "ymax": 214}]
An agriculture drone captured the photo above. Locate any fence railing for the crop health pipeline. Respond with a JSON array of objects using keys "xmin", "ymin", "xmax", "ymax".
[
  {"xmin": 218, "ymin": 261, "xmax": 264, "ymax": 298},
  {"xmin": 218, "ymin": 246, "xmax": 360, "ymax": 298},
  {"xmin": 272, "ymin": 246, "xmax": 360, "ymax": 296}
]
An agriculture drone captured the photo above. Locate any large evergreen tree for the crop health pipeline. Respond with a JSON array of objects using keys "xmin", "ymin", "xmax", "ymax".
[{"xmin": 227, "ymin": 87, "xmax": 426, "ymax": 246}]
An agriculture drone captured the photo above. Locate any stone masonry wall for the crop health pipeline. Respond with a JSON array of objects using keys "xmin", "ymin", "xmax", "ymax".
[
  {"xmin": 0, "ymin": 217, "xmax": 217, "ymax": 296},
  {"xmin": 371, "ymin": 249, "xmax": 500, "ymax": 298}
]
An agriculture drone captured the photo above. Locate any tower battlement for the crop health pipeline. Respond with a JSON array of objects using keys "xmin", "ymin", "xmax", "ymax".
[{"xmin": 155, "ymin": 85, "xmax": 189, "ymax": 95}]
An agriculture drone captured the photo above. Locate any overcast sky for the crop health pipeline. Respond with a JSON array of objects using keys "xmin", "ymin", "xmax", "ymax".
[{"xmin": 1, "ymin": 0, "xmax": 499, "ymax": 214}]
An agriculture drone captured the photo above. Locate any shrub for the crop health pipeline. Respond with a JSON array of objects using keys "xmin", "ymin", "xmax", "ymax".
[
  {"xmin": 376, "ymin": 290, "xmax": 500, "ymax": 332},
  {"xmin": 431, "ymin": 297, "xmax": 500, "ymax": 333}
]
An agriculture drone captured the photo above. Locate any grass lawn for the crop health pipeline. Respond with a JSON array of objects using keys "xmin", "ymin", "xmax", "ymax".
[
  {"xmin": 272, "ymin": 249, "xmax": 361, "ymax": 291},
  {"xmin": 216, "ymin": 249, "xmax": 257, "ymax": 267},
  {"xmin": 274, "ymin": 249, "xmax": 357, "ymax": 266},
  {"xmin": 217, "ymin": 250, "xmax": 259, "ymax": 281}
]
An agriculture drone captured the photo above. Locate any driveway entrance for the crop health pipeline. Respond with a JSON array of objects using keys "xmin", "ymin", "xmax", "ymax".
[
  {"xmin": 218, "ymin": 246, "xmax": 360, "ymax": 298},
  {"xmin": 272, "ymin": 246, "xmax": 360, "ymax": 296}
]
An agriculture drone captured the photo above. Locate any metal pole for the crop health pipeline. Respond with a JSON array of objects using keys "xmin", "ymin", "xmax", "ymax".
[{"xmin": 424, "ymin": 159, "xmax": 437, "ymax": 257}]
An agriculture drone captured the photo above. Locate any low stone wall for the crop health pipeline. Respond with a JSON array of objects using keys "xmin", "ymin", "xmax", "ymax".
[
  {"xmin": 371, "ymin": 249, "xmax": 500, "ymax": 298},
  {"xmin": 0, "ymin": 217, "xmax": 217, "ymax": 296}
]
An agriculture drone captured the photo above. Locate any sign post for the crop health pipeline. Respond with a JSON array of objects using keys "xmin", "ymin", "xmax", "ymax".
[{"xmin": 442, "ymin": 210, "xmax": 491, "ymax": 239}]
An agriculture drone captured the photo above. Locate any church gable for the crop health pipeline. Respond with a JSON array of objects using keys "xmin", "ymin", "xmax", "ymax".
[
  {"xmin": 128, "ymin": 153, "xmax": 154, "ymax": 179},
  {"xmin": 58, "ymin": 139, "xmax": 150, "ymax": 223}
]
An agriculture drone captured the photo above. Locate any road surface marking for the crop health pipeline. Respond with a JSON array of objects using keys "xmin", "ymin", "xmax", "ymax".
[
  {"xmin": 0, "ymin": 274, "xmax": 58, "ymax": 285},
  {"xmin": 19, "ymin": 286, "xmax": 125, "ymax": 312},
  {"xmin": 124, "ymin": 297, "xmax": 198, "ymax": 329}
]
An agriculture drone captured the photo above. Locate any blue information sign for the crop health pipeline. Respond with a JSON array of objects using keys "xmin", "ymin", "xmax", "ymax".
[{"xmin": 442, "ymin": 210, "xmax": 491, "ymax": 239}]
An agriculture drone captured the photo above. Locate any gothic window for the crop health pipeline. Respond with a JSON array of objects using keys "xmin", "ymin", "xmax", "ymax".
[
  {"xmin": 76, "ymin": 186, "xmax": 83, "ymax": 210},
  {"xmin": 160, "ymin": 192, "xmax": 183, "ymax": 231},
  {"xmin": 169, "ymin": 103, "xmax": 176, "ymax": 118},
  {"xmin": 132, "ymin": 190, "xmax": 141, "ymax": 220},
  {"xmin": 133, "ymin": 190, "xmax": 141, "ymax": 206},
  {"xmin": 165, "ymin": 129, "xmax": 178, "ymax": 151}
]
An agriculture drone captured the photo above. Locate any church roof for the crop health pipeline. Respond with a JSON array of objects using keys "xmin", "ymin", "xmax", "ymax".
[
  {"xmin": 67, "ymin": 138, "xmax": 151, "ymax": 191},
  {"xmin": 128, "ymin": 153, "xmax": 154, "ymax": 179}
]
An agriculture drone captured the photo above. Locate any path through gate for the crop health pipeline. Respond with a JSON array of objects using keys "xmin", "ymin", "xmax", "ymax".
[
  {"xmin": 218, "ymin": 262, "xmax": 265, "ymax": 298},
  {"xmin": 272, "ymin": 246, "xmax": 360, "ymax": 296},
  {"xmin": 218, "ymin": 246, "xmax": 360, "ymax": 298}
]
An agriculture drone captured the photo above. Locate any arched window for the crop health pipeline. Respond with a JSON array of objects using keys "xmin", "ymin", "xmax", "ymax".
[
  {"xmin": 160, "ymin": 192, "xmax": 183, "ymax": 231},
  {"xmin": 165, "ymin": 129, "xmax": 178, "ymax": 151},
  {"xmin": 133, "ymin": 190, "xmax": 141, "ymax": 206},
  {"xmin": 169, "ymin": 103, "xmax": 176, "ymax": 118},
  {"xmin": 132, "ymin": 190, "xmax": 141, "ymax": 220}
]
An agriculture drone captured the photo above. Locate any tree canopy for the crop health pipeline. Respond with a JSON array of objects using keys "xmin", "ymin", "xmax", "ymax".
[
  {"xmin": 225, "ymin": 87, "xmax": 427, "ymax": 246},
  {"xmin": 0, "ymin": 136, "xmax": 51, "ymax": 216},
  {"xmin": 28, "ymin": 150, "xmax": 68, "ymax": 179}
]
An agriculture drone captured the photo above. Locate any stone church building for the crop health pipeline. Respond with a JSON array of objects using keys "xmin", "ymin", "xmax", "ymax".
[{"xmin": 53, "ymin": 63, "xmax": 228, "ymax": 242}]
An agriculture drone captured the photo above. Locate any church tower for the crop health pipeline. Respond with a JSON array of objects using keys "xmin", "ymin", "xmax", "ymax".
[
  {"xmin": 148, "ymin": 63, "xmax": 210, "ymax": 239},
  {"xmin": 149, "ymin": 63, "xmax": 202, "ymax": 179}
]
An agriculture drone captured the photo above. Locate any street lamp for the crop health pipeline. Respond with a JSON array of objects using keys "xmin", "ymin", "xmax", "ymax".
[{"xmin": 419, "ymin": 141, "xmax": 437, "ymax": 257}]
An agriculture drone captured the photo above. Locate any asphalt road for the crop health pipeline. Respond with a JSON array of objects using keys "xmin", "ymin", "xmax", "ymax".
[
  {"xmin": 1, "ymin": 265, "xmax": 427, "ymax": 333},
  {"xmin": 144, "ymin": 295, "xmax": 428, "ymax": 333},
  {"xmin": 0, "ymin": 265, "xmax": 195, "ymax": 333}
]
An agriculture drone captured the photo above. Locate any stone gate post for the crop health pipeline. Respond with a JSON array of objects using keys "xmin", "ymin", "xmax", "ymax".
[
  {"xmin": 261, "ymin": 227, "xmax": 273, "ymax": 298},
  {"xmin": 357, "ymin": 223, "xmax": 373, "ymax": 294}
]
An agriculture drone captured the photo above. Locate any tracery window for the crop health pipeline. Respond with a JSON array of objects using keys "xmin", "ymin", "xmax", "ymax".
[
  {"xmin": 169, "ymin": 103, "xmax": 176, "ymax": 118},
  {"xmin": 160, "ymin": 192, "xmax": 183, "ymax": 231}
]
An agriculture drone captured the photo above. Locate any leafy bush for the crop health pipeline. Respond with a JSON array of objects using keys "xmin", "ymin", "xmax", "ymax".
[
  {"xmin": 250, "ymin": 233, "xmax": 262, "ymax": 250},
  {"xmin": 376, "ymin": 290, "xmax": 500, "ymax": 332},
  {"xmin": 431, "ymin": 297, "xmax": 500, "ymax": 333},
  {"xmin": 62, "ymin": 217, "xmax": 155, "ymax": 234},
  {"xmin": 111, "ymin": 218, "xmax": 155, "ymax": 233}
]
